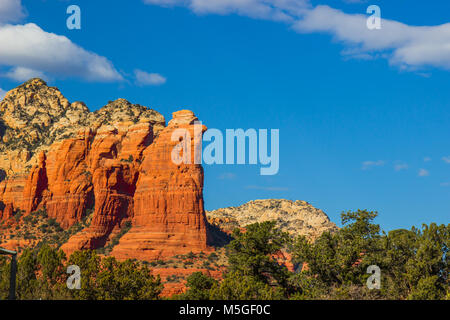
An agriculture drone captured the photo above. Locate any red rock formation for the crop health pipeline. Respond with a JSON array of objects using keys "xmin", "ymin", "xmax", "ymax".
[
  {"xmin": 273, "ymin": 251, "xmax": 295, "ymax": 272},
  {"xmin": 0, "ymin": 175, "xmax": 27, "ymax": 211},
  {"xmin": 110, "ymin": 110, "xmax": 210, "ymax": 260},
  {"xmin": 0, "ymin": 129, "xmax": 95, "ymax": 228},
  {"xmin": 61, "ymin": 121, "xmax": 153, "ymax": 254},
  {"xmin": 43, "ymin": 129, "xmax": 95, "ymax": 228},
  {"xmin": 21, "ymin": 152, "xmax": 48, "ymax": 214},
  {"xmin": 0, "ymin": 104, "xmax": 212, "ymax": 262},
  {"xmin": 0, "ymin": 202, "xmax": 14, "ymax": 220}
]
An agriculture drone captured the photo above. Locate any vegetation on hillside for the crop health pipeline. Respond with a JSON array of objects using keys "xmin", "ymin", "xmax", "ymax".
[
  {"xmin": 0, "ymin": 245, "xmax": 162, "ymax": 300},
  {"xmin": 0, "ymin": 210, "xmax": 448, "ymax": 300},
  {"xmin": 179, "ymin": 210, "xmax": 449, "ymax": 300},
  {"xmin": 0, "ymin": 208, "xmax": 94, "ymax": 251}
]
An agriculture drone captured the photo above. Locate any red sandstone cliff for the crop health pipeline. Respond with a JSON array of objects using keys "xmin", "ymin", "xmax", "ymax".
[
  {"xmin": 0, "ymin": 79, "xmax": 211, "ymax": 260},
  {"xmin": 110, "ymin": 110, "xmax": 210, "ymax": 260}
]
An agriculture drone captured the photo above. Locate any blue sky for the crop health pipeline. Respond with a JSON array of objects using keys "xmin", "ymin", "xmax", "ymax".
[{"xmin": 0, "ymin": 0, "xmax": 449, "ymax": 230}]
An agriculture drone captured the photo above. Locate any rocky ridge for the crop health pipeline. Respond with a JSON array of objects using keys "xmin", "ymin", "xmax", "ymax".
[
  {"xmin": 0, "ymin": 78, "xmax": 165, "ymax": 177},
  {"xmin": 0, "ymin": 79, "xmax": 209, "ymax": 260},
  {"xmin": 207, "ymin": 199, "xmax": 338, "ymax": 240}
]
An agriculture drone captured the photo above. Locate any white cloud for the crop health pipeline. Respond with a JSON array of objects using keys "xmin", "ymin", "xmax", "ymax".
[
  {"xmin": 0, "ymin": 23, "xmax": 123, "ymax": 82},
  {"xmin": 4, "ymin": 66, "xmax": 47, "ymax": 81},
  {"xmin": 0, "ymin": 88, "xmax": 6, "ymax": 100},
  {"xmin": 442, "ymin": 156, "xmax": 450, "ymax": 164},
  {"xmin": 0, "ymin": 0, "xmax": 25, "ymax": 24},
  {"xmin": 418, "ymin": 169, "xmax": 429, "ymax": 177},
  {"xmin": 394, "ymin": 163, "xmax": 408, "ymax": 171},
  {"xmin": 424, "ymin": 157, "xmax": 432, "ymax": 162},
  {"xmin": 342, "ymin": 0, "xmax": 368, "ymax": 3},
  {"xmin": 219, "ymin": 172, "xmax": 236, "ymax": 180},
  {"xmin": 134, "ymin": 69, "xmax": 166, "ymax": 86},
  {"xmin": 362, "ymin": 160, "xmax": 385, "ymax": 170},
  {"xmin": 440, "ymin": 182, "xmax": 450, "ymax": 187},
  {"xmin": 145, "ymin": 1, "xmax": 450, "ymax": 72},
  {"xmin": 143, "ymin": 0, "xmax": 184, "ymax": 6},
  {"xmin": 143, "ymin": 0, "xmax": 311, "ymax": 22},
  {"xmin": 293, "ymin": 5, "xmax": 450, "ymax": 71}
]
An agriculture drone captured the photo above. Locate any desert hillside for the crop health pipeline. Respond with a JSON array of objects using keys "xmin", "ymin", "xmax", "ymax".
[{"xmin": 207, "ymin": 199, "xmax": 338, "ymax": 240}]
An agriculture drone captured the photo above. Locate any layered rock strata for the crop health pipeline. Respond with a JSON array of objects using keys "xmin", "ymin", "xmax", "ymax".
[{"xmin": 0, "ymin": 79, "xmax": 210, "ymax": 260}]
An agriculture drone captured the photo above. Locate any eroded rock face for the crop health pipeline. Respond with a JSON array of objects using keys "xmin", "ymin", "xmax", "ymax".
[
  {"xmin": 0, "ymin": 78, "xmax": 83, "ymax": 176},
  {"xmin": 110, "ymin": 110, "xmax": 210, "ymax": 260},
  {"xmin": 207, "ymin": 199, "xmax": 338, "ymax": 240},
  {"xmin": 42, "ymin": 131, "xmax": 94, "ymax": 228},
  {"xmin": 21, "ymin": 152, "xmax": 48, "ymax": 214},
  {"xmin": 0, "ymin": 79, "xmax": 211, "ymax": 260},
  {"xmin": 0, "ymin": 79, "xmax": 165, "ymax": 177},
  {"xmin": 61, "ymin": 121, "xmax": 153, "ymax": 254}
]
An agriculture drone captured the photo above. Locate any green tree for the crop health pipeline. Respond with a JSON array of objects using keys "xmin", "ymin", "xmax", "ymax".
[
  {"xmin": 292, "ymin": 210, "xmax": 449, "ymax": 300},
  {"xmin": 37, "ymin": 244, "xmax": 66, "ymax": 285},
  {"xmin": 375, "ymin": 228, "xmax": 417, "ymax": 299},
  {"xmin": 227, "ymin": 221, "xmax": 290, "ymax": 288},
  {"xmin": 179, "ymin": 271, "xmax": 217, "ymax": 300},
  {"xmin": 404, "ymin": 223, "xmax": 449, "ymax": 299},
  {"xmin": 210, "ymin": 272, "xmax": 283, "ymax": 300},
  {"xmin": 96, "ymin": 257, "xmax": 162, "ymax": 300},
  {"xmin": 408, "ymin": 276, "xmax": 442, "ymax": 300},
  {"xmin": 68, "ymin": 250, "xmax": 101, "ymax": 300},
  {"xmin": 16, "ymin": 248, "xmax": 39, "ymax": 299},
  {"xmin": 287, "ymin": 272, "xmax": 327, "ymax": 300},
  {"xmin": 0, "ymin": 255, "xmax": 12, "ymax": 300},
  {"xmin": 291, "ymin": 210, "xmax": 383, "ymax": 299}
]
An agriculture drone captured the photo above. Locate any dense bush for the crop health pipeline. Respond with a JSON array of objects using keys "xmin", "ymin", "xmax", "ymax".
[
  {"xmin": 179, "ymin": 211, "xmax": 449, "ymax": 300},
  {"xmin": 1, "ymin": 210, "xmax": 448, "ymax": 300},
  {"xmin": 0, "ymin": 245, "xmax": 162, "ymax": 300}
]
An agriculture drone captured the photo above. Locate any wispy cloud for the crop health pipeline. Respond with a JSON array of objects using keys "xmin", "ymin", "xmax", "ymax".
[
  {"xmin": 246, "ymin": 185, "xmax": 289, "ymax": 191},
  {"xmin": 145, "ymin": 1, "xmax": 450, "ymax": 72},
  {"xmin": 143, "ymin": 0, "xmax": 311, "ymax": 22},
  {"xmin": 342, "ymin": 0, "xmax": 368, "ymax": 3},
  {"xmin": 440, "ymin": 182, "xmax": 450, "ymax": 187},
  {"xmin": 418, "ymin": 169, "xmax": 429, "ymax": 177},
  {"xmin": 218, "ymin": 172, "xmax": 236, "ymax": 180},
  {"xmin": 134, "ymin": 69, "xmax": 166, "ymax": 86},
  {"xmin": 424, "ymin": 157, "xmax": 432, "ymax": 162},
  {"xmin": 294, "ymin": 6, "xmax": 450, "ymax": 71},
  {"xmin": 362, "ymin": 160, "xmax": 385, "ymax": 170},
  {"xmin": 394, "ymin": 162, "xmax": 409, "ymax": 171},
  {"xmin": 442, "ymin": 156, "xmax": 450, "ymax": 164}
]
